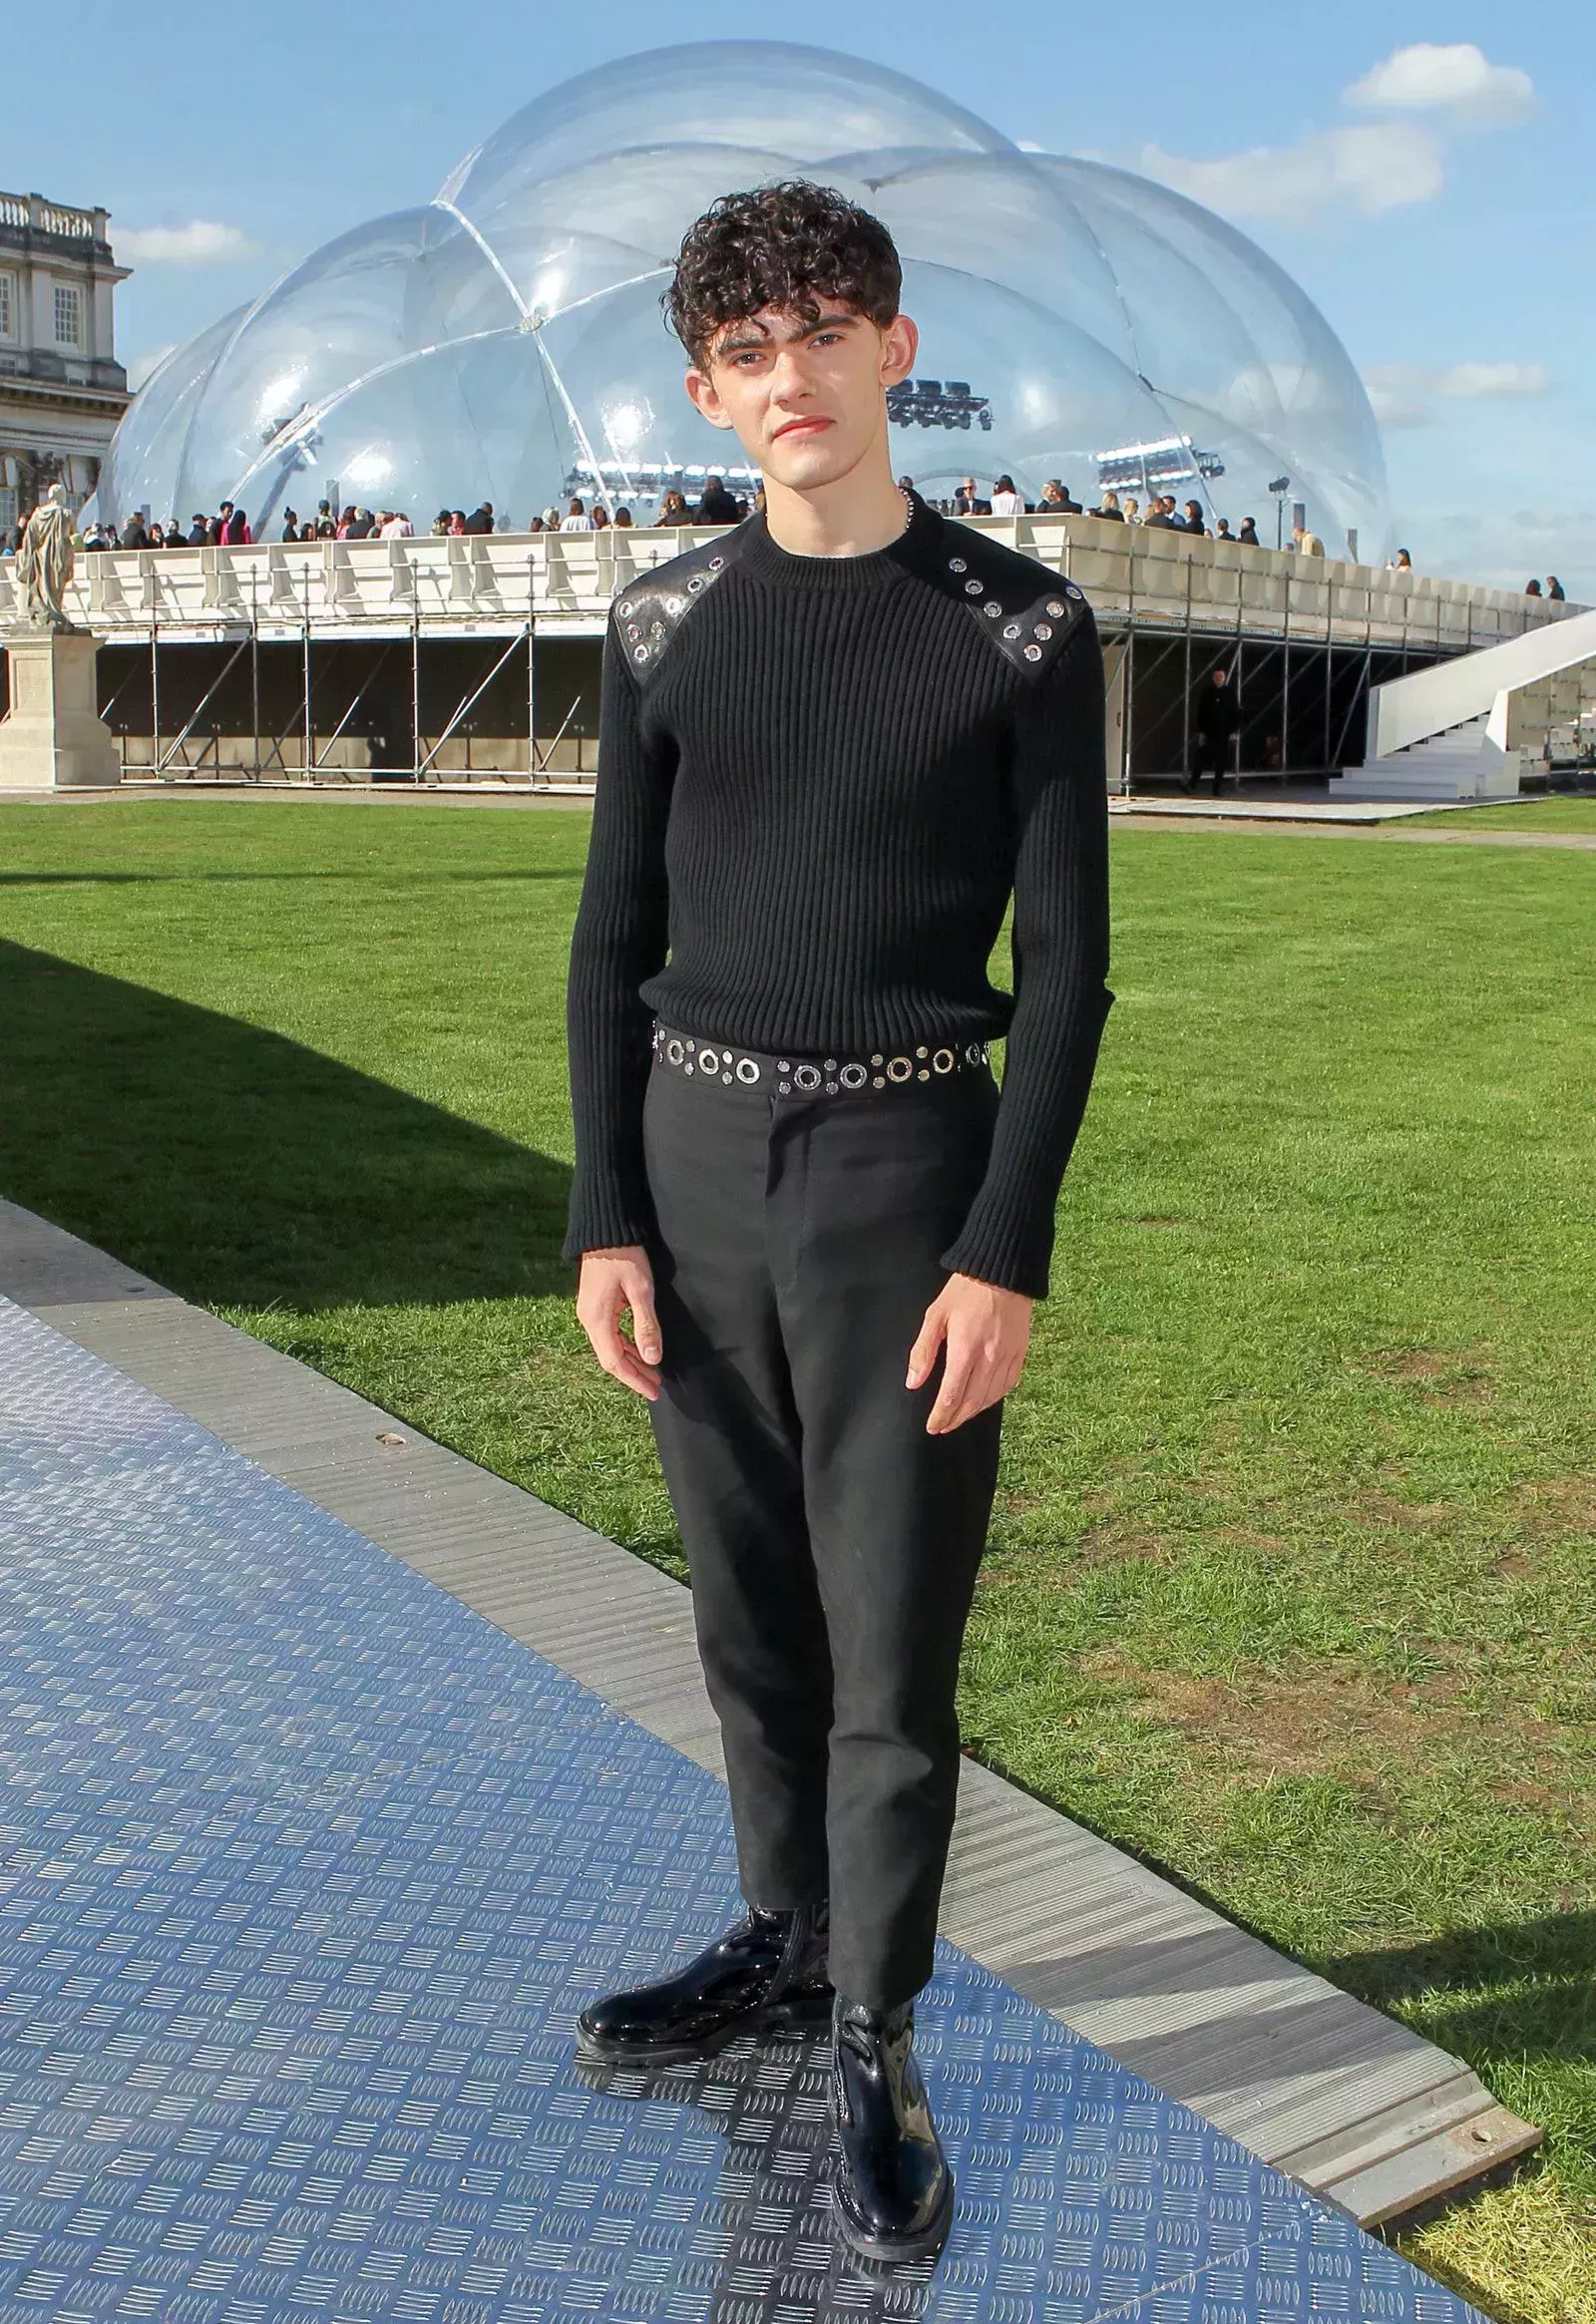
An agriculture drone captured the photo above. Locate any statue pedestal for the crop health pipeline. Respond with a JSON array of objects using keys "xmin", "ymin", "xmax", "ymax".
[{"xmin": 0, "ymin": 626, "xmax": 121, "ymax": 790}]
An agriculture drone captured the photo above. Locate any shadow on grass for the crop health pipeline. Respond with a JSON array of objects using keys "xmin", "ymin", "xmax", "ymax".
[
  {"xmin": 0, "ymin": 940, "xmax": 573, "ymax": 1310},
  {"xmin": 1326, "ymin": 1907, "xmax": 1596, "ymax": 2073}
]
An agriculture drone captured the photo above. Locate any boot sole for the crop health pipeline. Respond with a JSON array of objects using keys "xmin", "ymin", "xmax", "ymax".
[
  {"xmin": 830, "ymin": 2164, "xmax": 955, "ymax": 2266},
  {"xmin": 574, "ymin": 1987, "xmax": 833, "ymax": 2069}
]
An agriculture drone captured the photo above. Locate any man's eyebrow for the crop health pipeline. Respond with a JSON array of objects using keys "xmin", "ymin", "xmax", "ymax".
[{"xmin": 713, "ymin": 311, "xmax": 863, "ymax": 355}]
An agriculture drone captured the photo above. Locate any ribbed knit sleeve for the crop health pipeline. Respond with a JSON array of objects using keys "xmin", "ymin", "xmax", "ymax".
[
  {"xmin": 939, "ymin": 612, "xmax": 1114, "ymax": 1299},
  {"xmin": 561, "ymin": 620, "xmax": 674, "ymax": 1261}
]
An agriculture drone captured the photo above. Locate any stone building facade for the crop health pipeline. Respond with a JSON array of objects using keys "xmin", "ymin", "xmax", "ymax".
[{"xmin": 0, "ymin": 191, "xmax": 130, "ymax": 537}]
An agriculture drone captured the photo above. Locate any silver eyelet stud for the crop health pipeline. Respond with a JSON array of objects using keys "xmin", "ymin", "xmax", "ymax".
[
  {"xmin": 794, "ymin": 1062, "xmax": 822, "ymax": 1091},
  {"xmin": 777, "ymin": 1058, "xmax": 791, "ymax": 1072},
  {"xmin": 933, "ymin": 1048, "xmax": 955, "ymax": 1073},
  {"xmin": 721, "ymin": 1070, "xmax": 732, "ymax": 1084},
  {"xmin": 698, "ymin": 1047, "xmax": 720, "ymax": 1073},
  {"xmin": 650, "ymin": 619, "xmax": 664, "ymax": 636},
  {"xmin": 985, "ymin": 601, "xmax": 1001, "ymax": 617},
  {"xmin": 888, "ymin": 1057, "xmax": 912, "ymax": 1082},
  {"xmin": 965, "ymin": 578, "xmax": 983, "ymax": 595},
  {"xmin": 683, "ymin": 1060, "xmax": 695, "ymax": 1074},
  {"xmin": 666, "ymin": 1037, "xmax": 684, "ymax": 1063},
  {"xmin": 618, "ymin": 600, "xmax": 633, "ymax": 616},
  {"xmin": 687, "ymin": 576, "xmax": 702, "ymax": 592},
  {"xmin": 870, "ymin": 1053, "xmax": 884, "ymax": 1066},
  {"xmin": 1046, "ymin": 599, "xmax": 1065, "ymax": 616},
  {"xmin": 1002, "ymin": 622, "xmax": 1021, "ymax": 639},
  {"xmin": 664, "ymin": 594, "xmax": 684, "ymax": 614},
  {"xmin": 685, "ymin": 1037, "xmax": 696, "ymax": 1049},
  {"xmin": 840, "ymin": 1062, "xmax": 867, "ymax": 1088},
  {"xmin": 708, "ymin": 555, "xmax": 724, "ymax": 571},
  {"xmin": 825, "ymin": 1080, "xmax": 839, "ymax": 1093},
  {"xmin": 736, "ymin": 1057, "xmax": 760, "ymax": 1083},
  {"xmin": 1024, "ymin": 643, "xmax": 1043, "ymax": 661},
  {"xmin": 1065, "ymin": 582, "xmax": 1083, "ymax": 598},
  {"xmin": 779, "ymin": 1078, "xmax": 791, "ymax": 1092},
  {"xmin": 949, "ymin": 557, "xmax": 967, "ymax": 573},
  {"xmin": 1033, "ymin": 621, "xmax": 1052, "ymax": 641},
  {"xmin": 918, "ymin": 1068, "xmax": 930, "ymax": 1080},
  {"xmin": 872, "ymin": 1075, "xmax": 886, "ymax": 1088},
  {"xmin": 916, "ymin": 1046, "xmax": 929, "ymax": 1058}
]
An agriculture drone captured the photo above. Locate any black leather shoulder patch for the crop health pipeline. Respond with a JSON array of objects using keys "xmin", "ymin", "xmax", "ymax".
[
  {"xmin": 611, "ymin": 529, "xmax": 749, "ymax": 677},
  {"xmin": 928, "ymin": 530, "xmax": 1091, "ymax": 679}
]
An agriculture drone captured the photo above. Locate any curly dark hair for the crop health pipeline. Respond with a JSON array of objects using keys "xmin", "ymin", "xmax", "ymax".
[{"xmin": 664, "ymin": 180, "xmax": 903, "ymax": 367}]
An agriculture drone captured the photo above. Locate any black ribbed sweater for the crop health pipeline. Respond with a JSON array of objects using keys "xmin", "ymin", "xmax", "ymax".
[{"xmin": 562, "ymin": 490, "xmax": 1114, "ymax": 1300}]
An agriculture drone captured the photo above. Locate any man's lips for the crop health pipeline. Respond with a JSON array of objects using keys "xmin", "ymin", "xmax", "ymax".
[{"xmin": 771, "ymin": 416, "xmax": 833, "ymax": 440}]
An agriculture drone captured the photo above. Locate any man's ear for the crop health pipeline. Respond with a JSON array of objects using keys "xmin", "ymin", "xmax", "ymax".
[
  {"xmin": 684, "ymin": 364, "xmax": 737, "ymax": 432},
  {"xmin": 880, "ymin": 312, "xmax": 919, "ymax": 390}
]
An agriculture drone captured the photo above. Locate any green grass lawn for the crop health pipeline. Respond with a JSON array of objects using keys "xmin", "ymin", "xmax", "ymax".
[
  {"xmin": 2, "ymin": 800, "xmax": 1593, "ymax": 2322},
  {"xmin": 1420, "ymin": 795, "xmax": 1596, "ymax": 834}
]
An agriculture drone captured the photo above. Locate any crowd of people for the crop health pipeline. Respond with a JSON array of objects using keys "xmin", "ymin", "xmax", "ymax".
[{"xmin": 2, "ymin": 476, "xmax": 1568, "ymax": 597}]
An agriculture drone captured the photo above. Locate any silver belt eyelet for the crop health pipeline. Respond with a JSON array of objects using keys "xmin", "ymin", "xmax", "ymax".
[
  {"xmin": 839, "ymin": 1061, "xmax": 867, "ymax": 1089},
  {"xmin": 794, "ymin": 1062, "xmax": 822, "ymax": 1091},
  {"xmin": 735, "ymin": 1056, "xmax": 760, "ymax": 1083},
  {"xmin": 933, "ymin": 1047, "xmax": 955, "ymax": 1073},
  {"xmin": 698, "ymin": 1046, "xmax": 720, "ymax": 1074},
  {"xmin": 887, "ymin": 1056, "xmax": 913, "ymax": 1083}
]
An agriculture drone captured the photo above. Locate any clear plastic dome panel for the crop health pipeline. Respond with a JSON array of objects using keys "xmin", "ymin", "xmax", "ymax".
[{"xmin": 105, "ymin": 43, "xmax": 1389, "ymax": 550}]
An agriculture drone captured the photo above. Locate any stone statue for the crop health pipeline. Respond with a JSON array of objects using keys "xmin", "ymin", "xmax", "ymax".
[{"xmin": 15, "ymin": 482, "xmax": 78, "ymax": 629}]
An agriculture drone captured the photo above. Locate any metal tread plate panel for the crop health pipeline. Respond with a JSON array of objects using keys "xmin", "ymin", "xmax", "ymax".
[{"xmin": 0, "ymin": 1290, "xmax": 1490, "ymax": 2322}]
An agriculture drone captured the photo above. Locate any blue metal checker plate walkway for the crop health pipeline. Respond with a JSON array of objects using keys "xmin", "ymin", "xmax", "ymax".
[{"xmin": 0, "ymin": 1294, "xmax": 1482, "ymax": 2324}]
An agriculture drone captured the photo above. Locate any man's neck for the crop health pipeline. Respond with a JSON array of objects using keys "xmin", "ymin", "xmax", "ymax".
[{"xmin": 760, "ymin": 456, "xmax": 910, "ymax": 560}]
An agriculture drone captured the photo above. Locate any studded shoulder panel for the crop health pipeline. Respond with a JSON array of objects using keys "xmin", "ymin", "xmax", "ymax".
[
  {"xmin": 611, "ymin": 531, "xmax": 748, "ymax": 677},
  {"xmin": 933, "ymin": 533, "xmax": 1090, "ymax": 679}
]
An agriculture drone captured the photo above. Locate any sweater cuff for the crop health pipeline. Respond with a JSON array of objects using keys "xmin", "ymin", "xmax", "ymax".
[
  {"xmin": 561, "ymin": 1178, "xmax": 657, "ymax": 1264},
  {"xmin": 938, "ymin": 1219, "xmax": 1052, "ymax": 1302}
]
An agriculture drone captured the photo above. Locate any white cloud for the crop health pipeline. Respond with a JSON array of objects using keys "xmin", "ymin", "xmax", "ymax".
[
  {"xmin": 1346, "ymin": 43, "xmax": 1534, "ymax": 126},
  {"xmin": 1362, "ymin": 360, "xmax": 1550, "ymax": 428},
  {"xmin": 118, "ymin": 219, "xmax": 257, "ymax": 265},
  {"xmin": 1435, "ymin": 360, "xmax": 1549, "ymax": 399},
  {"xmin": 1140, "ymin": 122, "xmax": 1443, "ymax": 226},
  {"xmin": 127, "ymin": 344, "xmax": 178, "ymax": 393}
]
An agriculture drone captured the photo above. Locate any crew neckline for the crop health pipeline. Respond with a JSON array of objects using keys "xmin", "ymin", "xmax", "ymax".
[{"xmin": 736, "ymin": 487, "xmax": 945, "ymax": 591}]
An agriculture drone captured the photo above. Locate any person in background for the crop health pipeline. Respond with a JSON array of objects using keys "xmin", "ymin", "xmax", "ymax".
[
  {"xmin": 527, "ymin": 514, "xmax": 547, "ymax": 534},
  {"xmin": 81, "ymin": 516, "xmax": 111, "ymax": 553},
  {"xmin": 280, "ymin": 509, "xmax": 300, "ymax": 543},
  {"xmin": 1093, "ymin": 488, "xmax": 1124, "ymax": 522},
  {"xmin": 561, "ymin": 497, "xmax": 594, "ymax": 533},
  {"xmin": 1189, "ymin": 663, "xmax": 1242, "ymax": 795},
  {"xmin": 1387, "ymin": 547, "xmax": 1412, "ymax": 572},
  {"xmin": 593, "ymin": 506, "xmax": 610, "ymax": 531},
  {"xmin": 1547, "ymin": 576, "xmax": 1566, "ymax": 600},
  {"xmin": 379, "ymin": 509, "xmax": 414, "ymax": 539},
  {"xmin": 1524, "ymin": 578, "xmax": 1543, "ymax": 597},
  {"xmin": 541, "ymin": 506, "xmax": 562, "ymax": 531},
  {"xmin": 989, "ymin": 474, "xmax": 1023, "ymax": 517},
  {"xmin": 1293, "ymin": 520, "xmax": 1325, "ymax": 558},
  {"xmin": 315, "ymin": 501, "xmax": 337, "ymax": 539},
  {"xmin": 694, "ymin": 474, "xmax": 743, "ymax": 524},
  {"xmin": 1237, "ymin": 516, "xmax": 1261, "ymax": 547},
  {"xmin": 655, "ymin": 489, "xmax": 691, "ymax": 526},
  {"xmin": 431, "ymin": 509, "xmax": 454, "ymax": 537},
  {"xmin": 187, "ymin": 514, "xmax": 208, "ymax": 548},
  {"xmin": 1180, "ymin": 500, "xmax": 1208, "ymax": 537},
  {"xmin": 205, "ymin": 504, "xmax": 229, "ymax": 547},
  {"xmin": 613, "ymin": 507, "xmax": 633, "ymax": 528},
  {"xmin": 1214, "ymin": 517, "xmax": 1235, "ymax": 543},
  {"xmin": 227, "ymin": 506, "xmax": 253, "ymax": 545},
  {"xmin": 1142, "ymin": 496, "xmax": 1175, "ymax": 531},
  {"xmin": 1121, "ymin": 498, "xmax": 1141, "ymax": 526},
  {"xmin": 163, "ymin": 517, "xmax": 183, "ymax": 548},
  {"xmin": 300, "ymin": 517, "xmax": 319, "ymax": 542},
  {"xmin": 464, "ymin": 501, "xmax": 495, "ymax": 535},
  {"xmin": 450, "ymin": 510, "xmax": 469, "ymax": 536},
  {"xmin": 1037, "ymin": 479, "xmax": 1081, "ymax": 515},
  {"xmin": 121, "ymin": 511, "xmax": 151, "ymax": 551}
]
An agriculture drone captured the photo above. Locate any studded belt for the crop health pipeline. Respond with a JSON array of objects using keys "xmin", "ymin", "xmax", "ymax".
[{"xmin": 650, "ymin": 1019, "xmax": 992, "ymax": 1094}]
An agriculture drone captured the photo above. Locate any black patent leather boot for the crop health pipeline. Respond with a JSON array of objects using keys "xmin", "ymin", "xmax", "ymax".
[
  {"xmin": 575, "ymin": 1900, "xmax": 832, "ymax": 2067},
  {"xmin": 829, "ymin": 1992, "xmax": 954, "ymax": 2263}
]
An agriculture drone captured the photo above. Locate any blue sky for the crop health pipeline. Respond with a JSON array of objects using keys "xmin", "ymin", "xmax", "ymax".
[{"xmin": 13, "ymin": 2, "xmax": 1587, "ymax": 593}]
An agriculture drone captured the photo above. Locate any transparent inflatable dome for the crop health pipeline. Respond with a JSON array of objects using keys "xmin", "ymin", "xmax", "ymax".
[{"xmin": 100, "ymin": 42, "xmax": 1389, "ymax": 554}]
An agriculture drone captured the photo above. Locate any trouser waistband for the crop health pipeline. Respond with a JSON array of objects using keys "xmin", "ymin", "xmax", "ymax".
[{"xmin": 649, "ymin": 1017, "xmax": 992, "ymax": 1095}]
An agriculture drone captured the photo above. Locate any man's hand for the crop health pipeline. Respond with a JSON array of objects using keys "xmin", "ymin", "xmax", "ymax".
[
  {"xmin": 907, "ymin": 1272, "xmax": 1033, "ymax": 1433},
  {"xmin": 576, "ymin": 1246, "xmax": 662, "ymax": 1401}
]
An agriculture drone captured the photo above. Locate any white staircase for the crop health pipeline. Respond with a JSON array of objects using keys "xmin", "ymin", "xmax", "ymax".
[
  {"xmin": 1340, "ymin": 716, "xmax": 1520, "ymax": 803},
  {"xmin": 1341, "ymin": 602, "xmax": 1596, "ymax": 801}
]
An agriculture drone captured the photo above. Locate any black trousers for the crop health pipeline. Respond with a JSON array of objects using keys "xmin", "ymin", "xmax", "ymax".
[{"xmin": 639, "ymin": 1040, "xmax": 1006, "ymax": 2010}]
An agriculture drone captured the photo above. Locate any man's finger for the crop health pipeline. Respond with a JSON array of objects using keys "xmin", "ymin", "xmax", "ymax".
[
  {"xmin": 627, "ymin": 1292, "xmax": 662, "ymax": 1365},
  {"xmin": 905, "ymin": 1305, "xmax": 946, "ymax": 1388},
  {"xmin": 927, "ymin": 1339, "xmax": 982, "ymax": 1432}
]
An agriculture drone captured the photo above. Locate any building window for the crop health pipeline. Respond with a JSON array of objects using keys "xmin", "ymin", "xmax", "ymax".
[
  {"xmin": 0, "ymin": 488, "xmax": 16, "ymax": 535},
  {"xmin": 54, "ymin": 283, "xmax": 82, "ymax": 347},
  {"xmin": 0, "ymin": 273, "xmax": 13, "ymax": 338}
]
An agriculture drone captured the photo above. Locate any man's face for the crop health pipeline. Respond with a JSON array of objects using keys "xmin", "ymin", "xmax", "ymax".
[{"xmin": 684, "ymin": 298, "xmax": 918, "ymax": 492}]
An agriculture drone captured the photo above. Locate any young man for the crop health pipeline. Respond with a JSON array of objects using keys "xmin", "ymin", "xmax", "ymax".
[{"xmin": 562, "ymin": 181, "xmax": 1113, "ymax": 2265}]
